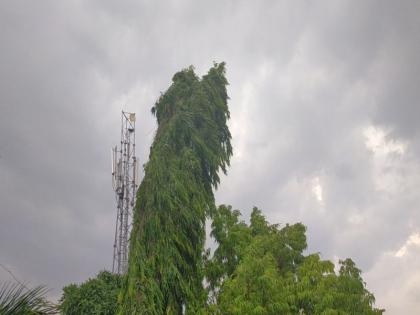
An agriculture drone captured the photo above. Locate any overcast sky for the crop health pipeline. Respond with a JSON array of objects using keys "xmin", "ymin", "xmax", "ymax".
[{"xmin": 1, "ymin": 1, "xmax": 419, "ymax": 313}]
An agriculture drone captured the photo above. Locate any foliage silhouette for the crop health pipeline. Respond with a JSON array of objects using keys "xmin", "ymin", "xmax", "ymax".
[{"xmin": 0, "ymin": 282, "xmax": 57, "ymax": 315}]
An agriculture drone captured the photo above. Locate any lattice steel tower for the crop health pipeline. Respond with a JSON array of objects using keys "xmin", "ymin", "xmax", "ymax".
[{"xmin": 112, "ymin": 111, "xmax": 138, "ymax": 274}]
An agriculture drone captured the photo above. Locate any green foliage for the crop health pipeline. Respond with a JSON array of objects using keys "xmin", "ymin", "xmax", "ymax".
[
  {"xmin": 59, "ymin": 271, "xmax": 121, "ymax": 315},
  {"xmin": 207, "ymin": 205, "xmax": 384, "ymax": 315},
  {"xmin": 93, "ymin": 63, "xmax": 382, "ymax": 314},
  {"xmin": 205, "ymin": 205, "xmax": 252, "ymax": 297},
  {"xmin": 0, "ymin": 282, "xmax": 57, "ymax": 315},
  {"xmin": 119, "ymin": 63, "xmax": 232, "ymax": 314}
]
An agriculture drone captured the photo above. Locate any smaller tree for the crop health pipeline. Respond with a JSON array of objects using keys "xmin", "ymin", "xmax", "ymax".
[
  {"xmin": 208, "ymin": 205, "xmax": 384, "ymax": 315},
  {"xmin": 60, "ymin": 271, "xmax": 122, "ymax": 315}
]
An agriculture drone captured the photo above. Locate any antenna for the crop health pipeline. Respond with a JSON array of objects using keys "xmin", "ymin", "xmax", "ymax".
[{"xmin": 112, "ymin": 111, "xmax": 138, "ymax": 274}]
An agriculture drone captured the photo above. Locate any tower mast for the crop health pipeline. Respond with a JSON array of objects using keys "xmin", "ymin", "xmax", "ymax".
[{"xmin": 112, "ymin": 111, "xmax": 138, "ymax": 274}]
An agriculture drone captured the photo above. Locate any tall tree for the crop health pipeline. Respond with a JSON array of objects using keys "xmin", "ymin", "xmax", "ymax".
[{"xmin": 119, "ymin": 63, "xmax": 232, "ymax": 314}]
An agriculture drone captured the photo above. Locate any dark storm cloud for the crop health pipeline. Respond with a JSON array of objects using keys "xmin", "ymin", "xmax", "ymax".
[
  {"xmin": 0, "ymin": 1, "xmax": 116, "ymax": 294},
  {"xmin": 1, "ymin": 1, "xmax": 419, "ymax": 313}
]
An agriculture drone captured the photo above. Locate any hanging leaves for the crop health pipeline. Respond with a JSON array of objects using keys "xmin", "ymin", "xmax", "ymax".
[{"xmin": 119, "ymin": 63, "xmax": 232, "ymax": 315}]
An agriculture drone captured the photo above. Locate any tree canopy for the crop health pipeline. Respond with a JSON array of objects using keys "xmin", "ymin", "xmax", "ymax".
[
  {"xmin": 205, "ymin": 205, "xmax": 384, "ymax": 315},
  {"xmin": 60, "ymin": 271, "xmax": 121, "ymax": 315}
]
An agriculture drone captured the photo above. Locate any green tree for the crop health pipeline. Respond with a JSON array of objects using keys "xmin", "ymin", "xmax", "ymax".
[
  {"xmin": 209, "ymin": 205, "xmax": 384, "ymax": 315},
  {"xmin": 59, "ymin": 271, "xmax": 121, "ymax": 315},
  {"xmin": 119, "ymin": 63, "xmax": 232, "ymax": 314}
]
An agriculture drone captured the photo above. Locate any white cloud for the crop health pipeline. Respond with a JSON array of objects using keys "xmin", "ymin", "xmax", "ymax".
[
  {"xmin": 312, "ymin": 176, "xmax": 324, "ymax": 203},
  {"xmin": 395, "ymin": 232, "xmax": 420, "ymax": 258},
  {"xmin": 364, "ymin": 125, "xmax": 406, "ymax": 155}
]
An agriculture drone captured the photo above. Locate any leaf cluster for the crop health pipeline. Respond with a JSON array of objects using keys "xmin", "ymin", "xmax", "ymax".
[
  {"xmin": 0, "ymin": 282, "xmax": 57, "ymax": 315},
  {"xmin": 59, "ymin": 271, "xmax": 121, "ymax": 315}
]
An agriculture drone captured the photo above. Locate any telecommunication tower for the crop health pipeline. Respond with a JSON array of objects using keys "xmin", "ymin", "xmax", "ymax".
[{"xmin": 112, "ymin": 111, "xmax": 138, "ymax": 274}]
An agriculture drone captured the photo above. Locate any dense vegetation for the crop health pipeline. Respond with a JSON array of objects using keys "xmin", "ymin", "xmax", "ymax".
[
  {"xmin": 59, "ymin": 206, "xmax": 384, "ymax": 314},
  {"xmin": 60, "ymin": 271, "xmax": 121, "ymax": 315},
  {"xmin": 119, "ymin": 63, "xmax": 232, "ymax": 314},
  {"xmin": 205, "ymin": 205, "xmax": 384, "ymax": 315},
  {"xmin": 59, "ymin": 64, "xmax": 384, "ymax": 314}
]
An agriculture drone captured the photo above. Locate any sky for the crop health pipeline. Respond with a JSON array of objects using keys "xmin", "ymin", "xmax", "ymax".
[{"xmin": 0, "ymin": 0, "xmax": 419, "ymax": 313}]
